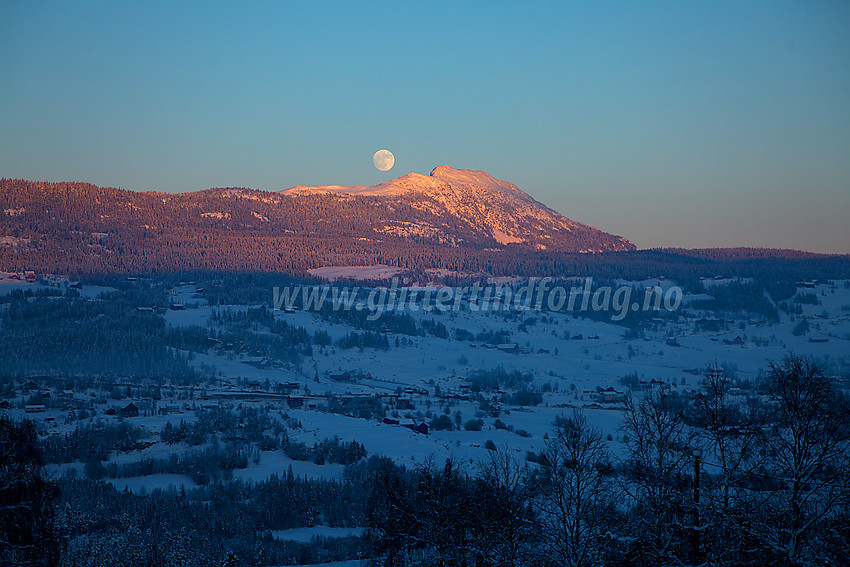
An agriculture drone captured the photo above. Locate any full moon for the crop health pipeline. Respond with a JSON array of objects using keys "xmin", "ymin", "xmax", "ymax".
[{"xmin": 373, "ymin": 149, "xmax": 395, "ymax": 171}]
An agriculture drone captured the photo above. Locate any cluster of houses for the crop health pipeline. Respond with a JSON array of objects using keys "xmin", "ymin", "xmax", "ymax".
[
  {"xmin": 569, "ymin": 334, "xmax": 600, "ymax": 340},
  {"xmin": 285, "ymin": 396, "xmax": 324, "ymax": 410},
  {"xmin": 438, "ymin": 384, "xmax": 473, "ymax": 402},
  {"xmin": 472, "ymin": 343, "xmax": 537, "ymax": 354},
  {"xmin": 579, "ymin": 386, "xmax": 626, "ymax": 404},
  {"xmin": 1, "ymin": 272, "xmax": 87, "ymax": 290},
  {"xmin": 2, "ymin": 271, "xmax": 38, "ymax": 282},
  {"xmin": 328, "ymin": 370, "xmax": 380, "ymax": 382},
  {"xmin": 381, "ymin": 417, "xmax": 430, "ymax": 435},
  {"xmin": 581, "ymin": 378, "xmax": 750, "ymax": 407},
  {"xmin": 470, "ymin": 343, "xmax": 555, "ymax": 355},
  {"xmin": 1, "ymin": 379, "xmax": 156, "ymax": 420},
  {"xmin": 721, "ymin": 335, "xmax": 782, "ymax": 347}
]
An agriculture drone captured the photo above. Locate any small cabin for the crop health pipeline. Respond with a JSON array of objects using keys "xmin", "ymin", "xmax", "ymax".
[
  {"xmin": 329, "ymin": 372, "xmax": 352, "ymax": 382},
  {"xmin": 121, "ymin": 403, "xmax": 139, "ymax": 418}
]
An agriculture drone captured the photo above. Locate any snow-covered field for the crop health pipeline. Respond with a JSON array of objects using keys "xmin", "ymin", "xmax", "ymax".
[
  {"xmin": 158, "ymin": 278, "xmax": 850, "ymax": 471},
  {"xmin": 307, "ymin": 265, "xmax": 404, "ymax": 281},
  {"xmin": 0, "ymin": 272, "xmax": 117, "ymax": 298},
  {"xmin": 271, "ymin": 526, "xmax": 365, "ymax": 543},
  {"xmin": 4, "ymin": 275, "xmax": 850, "ymax": 485}
]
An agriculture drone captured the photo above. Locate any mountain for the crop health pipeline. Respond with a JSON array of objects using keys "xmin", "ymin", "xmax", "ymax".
[
  {"xmin": 284, "ymin": 166, "xmax": 634, "ymax": 252},
  {"xmin": 0, "ymin": 168, "xmax": 634, "ymax": 275}
]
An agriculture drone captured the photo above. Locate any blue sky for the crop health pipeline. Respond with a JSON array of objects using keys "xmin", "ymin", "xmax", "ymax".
[{"xmin": 1, "ymin": 1, "xmax": 848, "ymax": 253}]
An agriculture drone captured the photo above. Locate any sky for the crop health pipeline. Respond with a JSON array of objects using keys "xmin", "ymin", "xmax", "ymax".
[{"xmin": 1, "ymin": 1, "xmax": 849, "ymax": 254}]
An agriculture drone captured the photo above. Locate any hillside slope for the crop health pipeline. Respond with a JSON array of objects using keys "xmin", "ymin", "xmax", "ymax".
[{"xmin": 0, "ymin": 168, "xmax": 634, "ymax": 274}]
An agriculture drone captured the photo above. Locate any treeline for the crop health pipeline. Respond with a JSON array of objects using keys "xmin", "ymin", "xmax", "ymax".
[
  {"xmin": 689, "ymin": 280, "xmax": 780, "ymax": 321},
  {"xmin": 55, "ymin": 471, "xmax": 370, "ymax": 567},
  {"xmin": 317, "ymin": 302, "xmax": 421, "ymax": 336},
  {"xmin": 41, "ymin": 404, "xmax": 367, "ymax": 484},
  {"xmin": 283, "ymin": 434, "xmax": 367, "ymax": 466},
  {"xmin": 317, "ymin": 301, "xmax": 506, "ymax": 344},
  {"xmin": 92, "ymin": 441, "xmax": 251, "ymax": 485},
  {"xmin": 210, "ymin": 306, "xmax": 392, "ymax": 352},
  {"xmin": 0, "ymin": 292, "xmax": 200, "ymax": 381},
  {"xmin": 40, "ymin": 422, "xmax": 142, "ymax": 464},
  {"xmin": 467, "ymin": 365, "xmax": 534, "ymax": 392},
  {"xmin": 208, "ymin": 304, "xmax": 497, "ymax": 352}
]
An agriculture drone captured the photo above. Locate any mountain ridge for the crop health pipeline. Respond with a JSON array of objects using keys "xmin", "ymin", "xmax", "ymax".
[
  {"xmin": 282, "ymin": 165, "xmax": 633, "ymax": 249},
  {"xmin": 0, "ymin": 168, "xmax": 635, "ymax": 275},
  {"xmin": 9, "ymin": 171, "xmax": 843, "ymax": 278}
]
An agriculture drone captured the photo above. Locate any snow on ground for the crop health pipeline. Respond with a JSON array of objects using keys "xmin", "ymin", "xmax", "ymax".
[
  {"xmin": 270, "ymin": 526, "xmax": 365, "ymax": 542},
  {"xmin": 0, "ymin": 277, "xmax": 45, "ymax": 294},
  {"xmin": 308, "ymin": 265, "xmax": 404, "ymax": 281},
  {"xmin": 286, "ymin": 408, "xmax": 486, "ymax": 466},
  {"xmin": 106, "ymin": 474, "xmax": 197, "ymax": 493},
  {"xmin": 7, "ymin": 277, "xmax": 849, "ymax": 484},
  {"xmin": 188, "ymin": 350, "xmax": 305, "ymax": 382},
  {"xmin": 0, "ymin": 275, "xmax": 112, "ymax": 298},
  {"xmin": 233, "ymin": 451, "xmax": 346, "ymax": 482},
  {"xmin": 105, "ymin": 439, "xmax": 200, "ymax": 467},
  {"xmin": 138, "ymin": 279, "xmax": 850, "ymax": 474},
  {"xmin": 164, "ymin": 304, "xmax": 213, "ymax": 327},
  {"xmin": 284, "ymin": 404, "xmax": 629, "ymax": 466}
]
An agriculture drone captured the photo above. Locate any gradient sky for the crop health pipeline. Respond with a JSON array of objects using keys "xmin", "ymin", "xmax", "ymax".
[{"xmin": 2, "ymin": 1, "xmax": 849, "ymax": 253}]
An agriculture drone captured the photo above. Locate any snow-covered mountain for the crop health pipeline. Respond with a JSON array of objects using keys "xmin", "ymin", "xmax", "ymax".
[{"xmin": 283, "ymin": 166, "xmax": 634, "ymax": 251}]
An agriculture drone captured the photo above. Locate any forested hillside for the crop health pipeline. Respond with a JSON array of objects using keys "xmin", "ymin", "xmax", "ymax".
[
  {"xmin": 3, "ymin": 179, "xmax": 849, "ymax": 279},
  {"xmin": 0, "ymin": 177, "xmax": 632, "ymax": 275}
]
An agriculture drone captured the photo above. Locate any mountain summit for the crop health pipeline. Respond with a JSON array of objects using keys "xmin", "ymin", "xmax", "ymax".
[
  {"xmin": 0, "ymin": 170, "xmax": 634, "ymax": 275},
  {"xmin": 283, "ymin": 166, "xmax": 634, "ymax": 251}
]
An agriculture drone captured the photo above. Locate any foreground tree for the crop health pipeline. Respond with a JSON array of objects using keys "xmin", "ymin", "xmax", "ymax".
[
  {"xmin": 0, "ymin": 417, "xmax": 59, "ymax": 566},
  {"xmin": 692, "ymin": 362, "xmax": 764, "ymax": 565},
  {"xmin": 366, "ymin": 458, "xmax": 417, "ymax": 567},
  {"xmin": 534, "ymin": 412, "xmax": 616, "ymax": 567},
  {"xmin": 620, "ymin": 389, "xmax": 694, "ymax": 566},
  {"xmin": 413, "ymin": 459, "xmax": 476, "ymax": 567},
  {"xmin": 476, "ymin": 447, "xmax": 539, "ymax": 567},
  {"xmin": 756, "ymin": 355, "xmax": 850, "ymax": 566}
]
